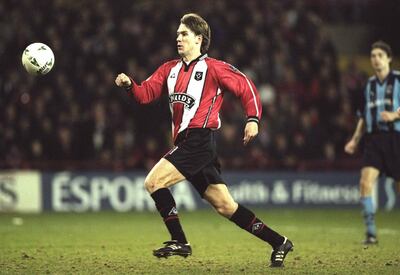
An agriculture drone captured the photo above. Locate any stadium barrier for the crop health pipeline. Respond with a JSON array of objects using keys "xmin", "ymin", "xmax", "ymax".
[{"xmin": 0, "ymin": 171, "xmax": 398, "ymax": 213}]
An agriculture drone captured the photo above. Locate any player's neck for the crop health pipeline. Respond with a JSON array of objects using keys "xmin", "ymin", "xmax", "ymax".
[
  {"xmin": 376, "ymin": 67, "xmax": 390, "ymax": 82},
  {"xmin": 182, "ymin": 50, "xmax": 202, "ymax": 64}
]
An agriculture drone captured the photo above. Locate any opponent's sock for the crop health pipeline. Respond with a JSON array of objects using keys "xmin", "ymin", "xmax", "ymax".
[
  {"xmin": 230, "ymin": 204, "xmax": 284, "ymax": 249},
  {"xmin": 360, "ymin": 196, "xmax": 376, "ymax": 237},
  {"xmin": 151, "ymin": 188, "xmax": 188, "ymax": 244}
]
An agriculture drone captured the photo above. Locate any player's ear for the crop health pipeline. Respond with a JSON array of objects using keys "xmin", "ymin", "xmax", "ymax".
[{"xmin": 196, "ymin": 34, "xmax": 202, "ymax": 45}]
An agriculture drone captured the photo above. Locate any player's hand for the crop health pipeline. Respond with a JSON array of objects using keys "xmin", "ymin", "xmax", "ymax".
[
  {"xmin": 380, "ymin": 111, "xmax": 400, "ymax": 122},
  {"xmin": 243, "ymin": 121, "xmax": 258, "ymax": 146},
  {"xmin": 344, "ymin": 139, "xmax": 357, "ymax": 155},
  {"xmin": 115, "ymin": 73, "xmax": 132, "ymax": 88}
]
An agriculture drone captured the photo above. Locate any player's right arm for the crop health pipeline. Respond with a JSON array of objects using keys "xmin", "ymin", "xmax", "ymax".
[
  {"xmin": 115, "ymin": 73, "xmax": 132, "ymax": 87},
  {"xmin": 115, "ymin": 63, "xmax": 169, "ymax": 104},
  {"xmin": 344, "ymin": 118, "xmax": 365, "ymax": 154},
  {"xmin": 345, "ymin": 83, "xmax": 368, "ymax": 155}
]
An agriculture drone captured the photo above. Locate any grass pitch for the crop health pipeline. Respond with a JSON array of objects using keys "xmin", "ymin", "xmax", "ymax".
[{"xmin": 1, "ymin": 209, "xmax": 399, "ymax": 274}]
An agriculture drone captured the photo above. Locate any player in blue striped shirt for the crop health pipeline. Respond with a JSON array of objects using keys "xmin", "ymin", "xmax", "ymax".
[{"xmin": 345, "ymin": 40, "xmax": 400, "ymax": 245}]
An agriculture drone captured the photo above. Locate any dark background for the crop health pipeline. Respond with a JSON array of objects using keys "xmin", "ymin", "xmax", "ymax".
[{"xmin": 1, "ymin": 0, "xmax": 399, "ymax": 171}]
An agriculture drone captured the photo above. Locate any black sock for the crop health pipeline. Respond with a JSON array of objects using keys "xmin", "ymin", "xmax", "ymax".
[
  {"xmin": 151, "ymin": 188, "xmax": 187, "ymax": 244},
  {"xmin": 230, "ymin": 204, "xmax": 284, "ymax": 249}
]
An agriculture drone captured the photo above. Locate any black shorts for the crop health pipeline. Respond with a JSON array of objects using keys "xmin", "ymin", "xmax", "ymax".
[
  {"xmin": 363, "ymin": 131, "xmax": 400, "ymax": 181},
  {"xmin": 164, "ymin": 128, "xmax": 225, "ymax": 197}
]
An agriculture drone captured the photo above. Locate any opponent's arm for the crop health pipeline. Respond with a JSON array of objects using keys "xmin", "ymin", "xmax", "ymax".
[{"xmin": 344, "ymin": 118, "xmax": 365, "ymax": 154}]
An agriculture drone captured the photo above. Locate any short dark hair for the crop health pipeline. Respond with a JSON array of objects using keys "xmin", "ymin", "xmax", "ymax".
[
  {"xmin": 371, "ymin": 40, "xmax": 393, "ymax": 58},
  {"xmin": 180, "ymin": 13, "xmax": 211, "ymax": 54}
]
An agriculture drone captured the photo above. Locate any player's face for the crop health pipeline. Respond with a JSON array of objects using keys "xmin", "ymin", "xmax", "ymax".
[
  {"xmin": 176, "ymin": 23, "xmax": 202, "ymax": 59},
  {"xmin": 370, "ymin": 48, "xmax": 391, "ymax": 72}
]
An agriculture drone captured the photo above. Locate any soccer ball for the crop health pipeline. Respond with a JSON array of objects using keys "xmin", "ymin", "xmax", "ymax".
[{"xmin": 21, "ymin": 42, "xmax": 55, "ymax": 75}]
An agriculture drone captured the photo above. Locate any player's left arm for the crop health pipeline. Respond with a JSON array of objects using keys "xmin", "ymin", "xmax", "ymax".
[
  {"xmin": 215, "ymin": 62, "xmax": 262, "ymax": 145},
  {"xmin": 243, "ymin": 121, "xmax": 258, "ymax": 146}
]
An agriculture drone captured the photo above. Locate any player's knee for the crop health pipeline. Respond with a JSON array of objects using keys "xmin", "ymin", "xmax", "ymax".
[
  {"xmin": 215, "ymin": 205, "xmax": 230, "ymax": 217},
  {"xmin": 143, "ymin": 178, "xmax": 153, "ymax": 193},
  {"xmin": 214, "ymin": 201, "xmax": 237, "ymax": 218},
  {"xmin": 360, "ymin": 178, "xmax": 372, "ymax": 188},
  {"xmin": 144, "ymin": 175, "xmax": 160, "ymax": 194},
  {"xmin": 359, "ymin": 179, "xmax": 373, "ymax": 195}
]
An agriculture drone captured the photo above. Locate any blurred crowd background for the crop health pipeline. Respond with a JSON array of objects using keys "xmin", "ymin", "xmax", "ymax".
[{"xmin": 1, "ymin": 0, "xmax": 399, "ymax": 171}]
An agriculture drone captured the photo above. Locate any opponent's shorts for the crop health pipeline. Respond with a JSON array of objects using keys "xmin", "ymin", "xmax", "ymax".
[
  {"xmin": 363, "ymin": 131, "xmax": 400, "ymax": 181},
  {"xmin": 164, "ymin": 128, "xmax": 225, "ymax": 197}
]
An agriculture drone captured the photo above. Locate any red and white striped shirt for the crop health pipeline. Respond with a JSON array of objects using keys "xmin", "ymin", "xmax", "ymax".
[{"xmin": 127, "ymin": 54, "xmax": 262, "ymax": 141}]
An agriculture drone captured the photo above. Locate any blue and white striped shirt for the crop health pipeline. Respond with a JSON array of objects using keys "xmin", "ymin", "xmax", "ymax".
[{"xmin": 359, "ymin": 70, "xmax": 400, "ymax": 133}]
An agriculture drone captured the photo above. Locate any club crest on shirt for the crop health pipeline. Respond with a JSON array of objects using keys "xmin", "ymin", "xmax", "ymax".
[
  {"xmin": 169, "ymin": 93, "xmax": 196, "ymax": 109},
  {"xmin": 194, "ymin": 71, "xmax": 203, "ymax": 81}
]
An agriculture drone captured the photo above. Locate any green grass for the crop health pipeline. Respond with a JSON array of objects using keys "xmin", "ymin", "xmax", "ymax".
[{"xmin": 1, "ymin": 209, "xmax": 400, "ymax": 274}]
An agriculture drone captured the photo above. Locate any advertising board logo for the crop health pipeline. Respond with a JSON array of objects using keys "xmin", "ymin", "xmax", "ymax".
[
  {"xmin": 49, "ymin": 173, "xmax": 196, "ymax": 212},
  {"xmin": 0, "ymin": 176, "xmax": 17, "ymax": 210}
]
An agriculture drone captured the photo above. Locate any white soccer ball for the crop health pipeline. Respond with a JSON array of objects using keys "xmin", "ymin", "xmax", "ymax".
[{"xmin": 21, "ymin": 42, "xmax": 55, "ymax": 75}]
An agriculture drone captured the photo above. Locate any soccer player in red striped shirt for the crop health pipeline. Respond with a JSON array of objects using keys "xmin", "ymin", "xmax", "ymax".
[{"xmin": 115, "ymin": 13, "xmax": 293, "ymax": 267}]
